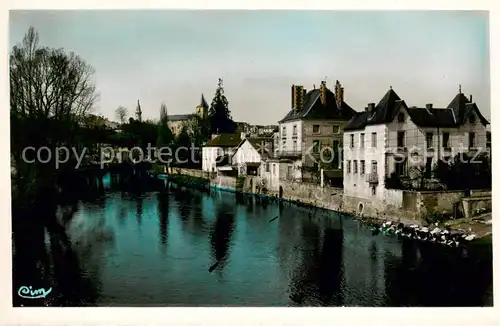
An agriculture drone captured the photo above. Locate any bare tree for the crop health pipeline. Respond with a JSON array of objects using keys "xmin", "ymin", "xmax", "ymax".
[
  {"xmin": 10, "ymin": 26, "xmax": 99, "ymax": 200},
  {"xmin": 116, "ymin": 106, "xmax": 128, "ymax": 124}
]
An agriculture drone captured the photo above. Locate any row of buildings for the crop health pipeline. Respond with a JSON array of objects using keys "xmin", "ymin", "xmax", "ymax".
[{"xmin": 201, "ymin": 80, "xmax": 491, "ymax": 200}]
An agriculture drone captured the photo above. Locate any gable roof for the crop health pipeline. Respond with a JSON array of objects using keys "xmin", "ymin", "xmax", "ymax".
[
  {"xmin": 344, "ymin": 89, "xmax": 490, "ymax": 131},
  {"xmin": 205, "ymin": 133, "xmax": 242, "ymax": 147},
  {"xmin": 279, "ymin": 88, "xmax": 356, "ymax": 123},
  {"xmin": 168, "ymin": 114, "xmax": 193, "ymax": 121},
  {"xmin": 231, "ymin": 137, "xmax": 274, "ymax": 157}
]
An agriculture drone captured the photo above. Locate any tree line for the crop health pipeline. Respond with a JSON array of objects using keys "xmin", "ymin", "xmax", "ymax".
[{"xmin": 10, "ymin": 27, "xmax": 238, "ymax": 206}]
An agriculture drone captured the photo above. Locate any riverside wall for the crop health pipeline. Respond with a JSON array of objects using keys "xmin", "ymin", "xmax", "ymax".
[{"xmin": 173, "ymin": 168, "xmax": 491, "ymax": 225}]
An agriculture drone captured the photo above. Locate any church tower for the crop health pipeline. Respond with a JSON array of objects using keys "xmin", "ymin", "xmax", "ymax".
[
  {"xmin": 196, "ymin": 94, "xmax": 209, "ymax": 119},
  {"xmin": 136, "ymin": 99, "xmax": 142, "ymax": 122}
]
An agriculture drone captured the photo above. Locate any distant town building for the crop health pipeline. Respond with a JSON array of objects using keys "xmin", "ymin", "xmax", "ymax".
[
  {"xmin": 168, "ymin": 94, "xmax": 208, "ymax": 136},
  {"xmin": 136, "ymin": 99, "xmax": 142, "ymax": 122},
  {"xmin": 343, "ymin": 86, "xmax": 490, "ymax": 200}
]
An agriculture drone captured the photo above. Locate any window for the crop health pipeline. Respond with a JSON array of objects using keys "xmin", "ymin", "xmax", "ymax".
[
  {"xmin": 469, "ymin": 114, "xmax": 476, "ymax": 124},
  {"xmin": 371, "ymin": 132, "xmax": 377, "ymax": 148},
  {"xmin": 426, "ymin": 132, "xmax": 433, "ymax": 148},
  {"xmin": 266, "ymin": 163, "xmax": 270, "ymax": 173},
  {"xmin": 333, "ymin": 140, "xmax": 340, "ymax": 167},
  {"xmin": 293, "ymin": 140, "xmax": 297, "ymax": 152},
  {"xmin": 282, "ymin": 126, "xmax": 286, "ymax": 137},
  {"xmin": 397, "ymin": 113, "xmax": 405, "ymax": 123},
  {"xmin": 313, "ymin": 140, "xmax": 320, "ymax": 153},
  {"xmin": 293, "ymin": 124, "xmax": 297, "ymax": 135},
  {"xmin": 469, "ymin": 132, "xmax": 476, "ymax": 149},
  {"xmin": 350, "ymin": 134, "xmax": 354, "ymax": 148},
  {"xmin": 347, "ymin": 160, "xmax": 351, "ymax": 174},
  {"xmin": 487, "ymin": 132, "xmax": 491, "ymax": 149},
  {"xmin": 333, "ymin": 125, "xmax": 340, "ymax": 133},
  {"xmin": 354, "ymin": 160, "xmax": 358, "ymax": 174},
  {"xmin": 397, "ymin": 131, "xmax": 405, "ymax": 147},
  {"xmin": 442, "ymin": 132, "xmax": 450, "ymax": 148},
  {"xmin": 371, "ymin": 160, "xmax": 378, "ymax": 174},
  {"xmin": 395, "ymin": 159, "xmax": 406, "ymax": 176},
  {"xmin": 273, "ymin": 164, "xmax": 276, "ymax": 174},
  {"xmin": 360, "ymin": 133, "xmax": 365, "ymax": 148},
  {"xmin": 313, "ymin": 163, "xmax": 319, "ymax": 170},
  {"xmin": 360, "ymin": 160, "xmax": 365, "ymax": 175},
  {"xmin": 313, "ymin": 125, "xmax": 320, "ymax": 133}
]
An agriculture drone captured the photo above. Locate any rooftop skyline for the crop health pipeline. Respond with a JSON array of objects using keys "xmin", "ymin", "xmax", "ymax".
[{"xmin": 9, "ymin": 10, "xmax": 490, "ymax": 125}]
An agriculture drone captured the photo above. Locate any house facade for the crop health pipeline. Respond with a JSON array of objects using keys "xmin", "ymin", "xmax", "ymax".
[
  {"xmin": 201, "ymin": 133, "xmax": 243, "ymax": 174},
  {"xmin": 269, "ymin": 80, "xmax": 356, "ymax": 183},
  {"xmin": 231, "ymin": 137, "xmax": 274, "ymax": 176},
  {"xmin": 343, "ymin": 86, "xmax": 490, "ymax": 199}
]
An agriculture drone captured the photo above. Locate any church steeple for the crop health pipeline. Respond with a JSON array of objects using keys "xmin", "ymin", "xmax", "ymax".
[
  {"xmin": 136, "ymin": 99, "xmax": 142, "ymax": 122},
  {"xmin": 196, "ymin": 93, "xmax": 209, "ymax": 119}
]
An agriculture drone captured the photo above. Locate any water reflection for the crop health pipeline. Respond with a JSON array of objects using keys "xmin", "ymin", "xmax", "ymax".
[
  {"xmin": 288, "ymin": 217, "xmax": 344, "ymax": 306},
  {"xmin": 157, "ymin": 191, "xmax": 169, "ymax": 248},
  {"xmin": 12, "ymin": 178, "xmax": 493, "ymax": 307},
  {"xmin": 209, "ymin": 208, "xmax": 236, "ymax": 272},
  {"xmin": 135, "ymin": 195, "xmax": 143, "ymax": 226}
]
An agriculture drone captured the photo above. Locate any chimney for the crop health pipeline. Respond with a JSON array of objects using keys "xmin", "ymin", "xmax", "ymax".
[
  {"xmin": 426, "ymin": 103, "xmax": 433, "ymax": 110},
  {"xmin": 320, "ymin": 81, "xmax": 327, "ymax": 105},
  {"xmin": 335, "ymin": 80, "xmax": 344, "ymax": 109},
  {"xmin": 364, "ymin": 106, "xmax": 369, "ymax": 112},
  {"xmin": 296, "ymin": 85, "xmax": 304, "ymax": 111},
  {"xmin": 469, "ymin": 94, "xmax": 472, "ymax": 102},
  {"xmin": 367, "ymin": 103, "xmax": 375, "ymax": 112},
  {"xmin": 240, "ymin": 132, "xmax": 246, "ymax": 140},
  {"xmin": 291, "ymin": 85, "xmax": 297, "ymax": 111}
]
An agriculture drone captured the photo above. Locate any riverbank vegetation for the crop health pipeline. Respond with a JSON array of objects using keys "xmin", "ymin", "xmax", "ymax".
[{"xmin": 10, "ymin": 27, "xmax": 241, "ymax": 210}]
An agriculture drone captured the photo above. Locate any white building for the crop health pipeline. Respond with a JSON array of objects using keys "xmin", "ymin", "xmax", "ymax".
[
  {"xmin": 267, "ymin": 80, "xmax": 356, "ymax": 184},
  {"xmin": 231, "ymin": 137, "xmax": 274, "ymax": 176},
  {"xmin": 343, "ymin": 87, "xmax": 490, "ymax": 199},
  {"xmin": 202, "ymin": 133, "xmax": 243, "ymax": 174}
]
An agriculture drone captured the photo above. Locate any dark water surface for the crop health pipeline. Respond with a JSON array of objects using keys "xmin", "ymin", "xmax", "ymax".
[{"xmin": 13, "ymin": 178, "xmax": 493, "ymax": 307}]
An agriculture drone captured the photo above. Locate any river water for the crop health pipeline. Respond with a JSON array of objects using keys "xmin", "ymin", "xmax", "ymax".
[{"xmin": 12, "ymin": 176, "xmax": 493, "ymax": 307}]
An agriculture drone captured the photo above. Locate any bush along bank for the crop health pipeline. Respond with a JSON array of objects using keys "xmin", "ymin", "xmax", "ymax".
[{"xmin": 166, "ymin": 175, "xmax": 210, "ymax": 192}]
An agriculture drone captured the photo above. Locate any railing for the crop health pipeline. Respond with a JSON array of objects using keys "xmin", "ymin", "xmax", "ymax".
[
  {"xmin": 273, "ymin": 150, "xmax": 303, "ymax": 158},
  {"xmin": 366, "ymin": 173, "xmax": 379, "ymax": 184}
]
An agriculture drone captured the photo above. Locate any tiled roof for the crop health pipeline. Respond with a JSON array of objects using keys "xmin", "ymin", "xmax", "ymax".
[
  {"xmin": 344, "ymin": 88, "xmax": 489, "ymax": 131},
  {"xmin": 279, "ymin": 88, "xmax": 356, "ymax": 123},
  {"xmin": 168, "ymin": 114, "xmax": 193, "ymax": 121},
  {"xmin": 206, "ymin": 133, "xmax": 242, "ymax": 147}
]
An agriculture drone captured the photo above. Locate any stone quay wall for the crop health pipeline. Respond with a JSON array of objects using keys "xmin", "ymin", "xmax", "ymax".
[{"xmin": 173, "ymin": 168, "xmax": 491, "ymax": 225}]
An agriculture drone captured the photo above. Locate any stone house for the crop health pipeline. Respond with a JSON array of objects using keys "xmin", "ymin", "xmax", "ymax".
[
  {"xmin": 266, "ymin": 80, "xmax": 356, "ymax": 183},
  {"xmin": 343, "ymin": 86, "xmax": 490, "ymax": 200}
]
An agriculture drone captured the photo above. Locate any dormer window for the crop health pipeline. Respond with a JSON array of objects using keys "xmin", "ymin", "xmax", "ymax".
[
  {"xmin": 469, "ymin": 114, "xmax": 476, "ymax": 124},
  {"xmin": 397, "ymin": 113, "xmax": 405, "ymax": 123}
]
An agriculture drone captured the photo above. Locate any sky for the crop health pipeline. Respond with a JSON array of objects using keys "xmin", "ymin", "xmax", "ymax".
[{"xmin": 9, "ymin": 10, "xmax": 490, "ymax": 125}]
